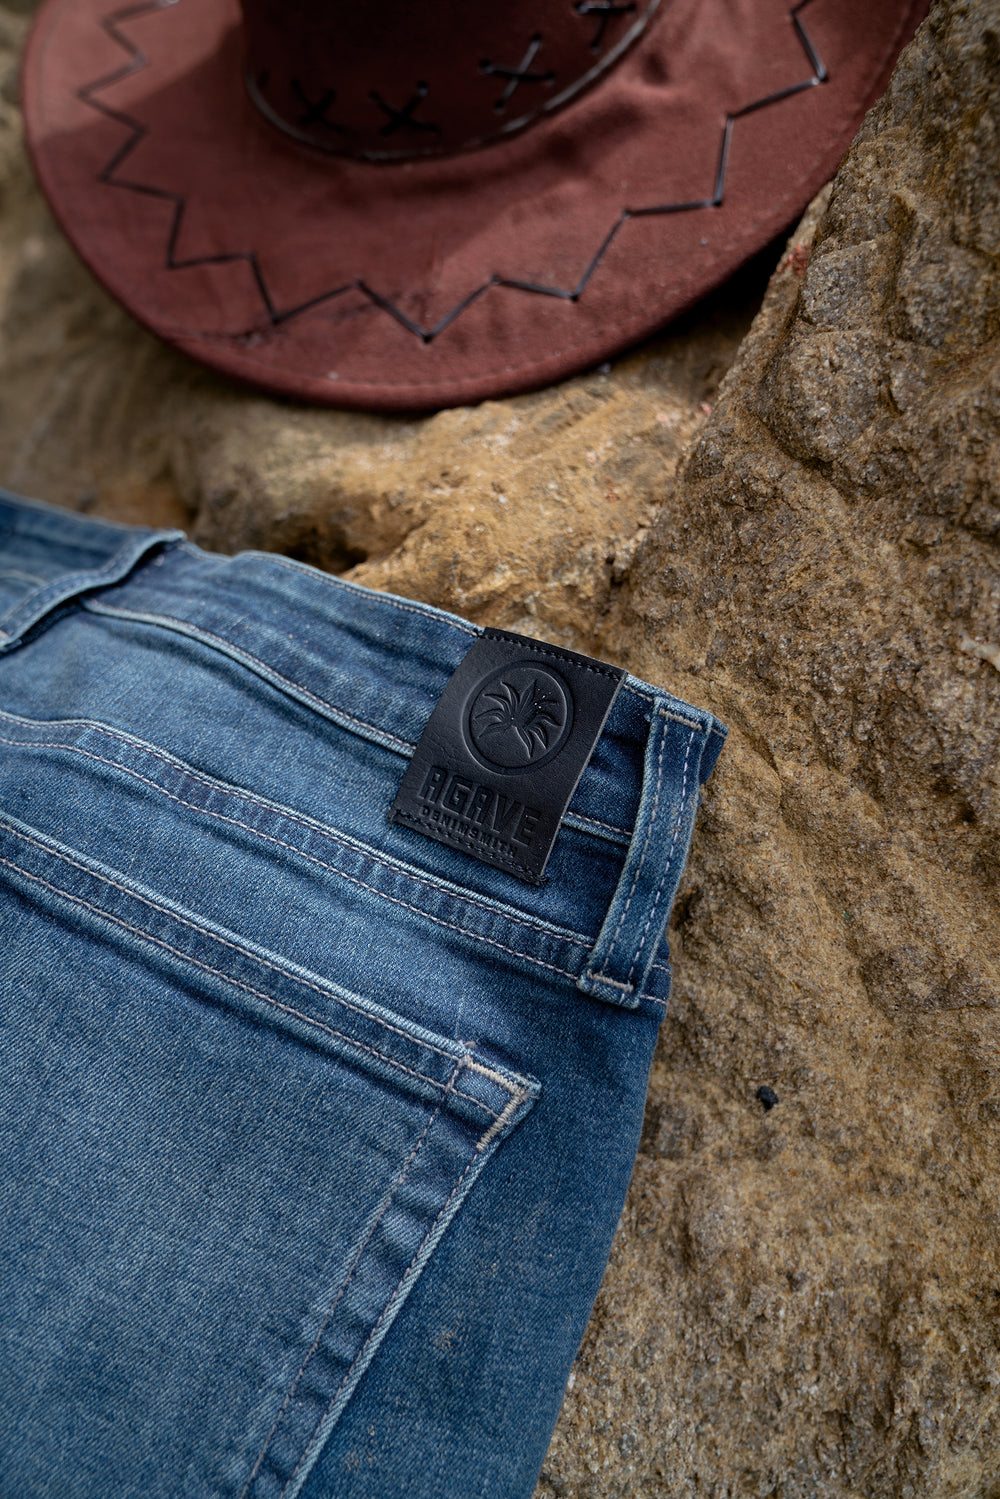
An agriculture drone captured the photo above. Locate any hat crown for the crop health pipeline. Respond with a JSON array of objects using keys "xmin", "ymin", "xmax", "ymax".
[{"xmin": 240, "ymin": 0, "xmax": 660, "ymax": 160}]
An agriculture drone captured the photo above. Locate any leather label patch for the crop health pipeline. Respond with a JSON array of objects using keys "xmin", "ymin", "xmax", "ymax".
[{"xmin": 390, "ymin": 630, "xmax": 625, "ymax": 884}]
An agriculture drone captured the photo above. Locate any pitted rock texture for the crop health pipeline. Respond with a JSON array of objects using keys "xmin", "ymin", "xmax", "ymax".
[
  {"xmin": 2, "ymin": 1, "xmax": 1000, "ymax": 1496},
  {"xmin": 542, "ymin": 4, "xmax": 1000, "ymax": 1495}
]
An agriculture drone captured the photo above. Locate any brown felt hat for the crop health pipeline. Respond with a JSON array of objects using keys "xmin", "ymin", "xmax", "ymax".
[{"xmin": 23, "ymin": 0, "xmax": 927, "ymax": 412}]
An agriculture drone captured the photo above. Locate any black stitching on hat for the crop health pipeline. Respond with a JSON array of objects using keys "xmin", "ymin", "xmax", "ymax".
[
  {"xmin": 479, "ymin": 35, "xmax": 555, "ymax": 113},
  {"xmin": 291, "ymin": 79, "xmax": 345, "ymax": 132},
  {"xmin": 369, "ymin": 81, "xmax": 440, "ymax": 137},
  {"xmin": 75, "ymin": 0, "xmax": 829, "ymax": 345},
  {"xmin": 574, "ymin": 2, "xmax": 638, "ymax": 54}
]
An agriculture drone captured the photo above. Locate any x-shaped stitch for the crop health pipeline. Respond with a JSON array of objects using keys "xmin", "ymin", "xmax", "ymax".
[
  {"xmin": 291, "ymin": 77, "xmax": 345, "ymax": 131},
  {"xmin": 574, "ymin": 1, "xmax": 637, "ymax": 52},
  {"xmin": 79, "ymin": 0, "xmax": 834, "ymax": 348},
  {"xmin": 479, "ymin": 34, "xmax": 555, "ymax": 113},
  {"xmin": 370, "ymin": 81, "xmax": 440, "ymax": 136}
]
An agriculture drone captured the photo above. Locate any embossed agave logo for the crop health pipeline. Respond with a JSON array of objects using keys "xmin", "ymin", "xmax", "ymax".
[{"xmin": 472, "ymin": 677, "xmax": 564, "ymax": 763}]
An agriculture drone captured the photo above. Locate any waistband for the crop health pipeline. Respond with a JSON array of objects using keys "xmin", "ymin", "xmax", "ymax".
[{"xmin": 0, "ymin": 491, "xmax": 726, "ymax": 1010}]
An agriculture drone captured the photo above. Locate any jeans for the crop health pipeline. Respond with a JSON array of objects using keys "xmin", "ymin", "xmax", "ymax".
[{"xmin": 0, "ymin": 492, "xmax": 725, "ymax": 1499}]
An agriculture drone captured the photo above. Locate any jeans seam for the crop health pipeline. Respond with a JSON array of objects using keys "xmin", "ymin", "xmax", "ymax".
[
  {"xmin": 0, "ymin": 811, "xmax": 469, "ymax": 1063},
  {"xmin": 0, "ymin": 826, "xmax": 523, "ymax": 1108},
  {"xmin": 0, "ymin": 717, "xmax": 590, "ymax": 942},
  {"xmin": 276, "ymin": 1149, "xmax": 482, "ymax": 1499},
  {"xmin": 0, "ymin": 540, "xmax": 151, "ymax": 630},
  {"xmin": 475, "ymin": 1085, "xmax": 531, "ymax": 1152},
  {"xmin": 0, "ymin": 851, "xmax": 510, "ymax": 1113},
  {"xmin": 81, "ymin": 598, "xmax": 417, "ymax": 755},
  {"xmin": 657, "ymin": 708, "xmax": 705, "ymax": 732},
  {"xmin": 584, "ymin": 971, "xmax": 634, "ymax": 993},
  {"xmin": 565, "ymin": 810, "xmax": 630, "ymax": 838},
  {"xmin": 626, "ymin": 726, "xmax": 695, "ymax": 988},
  {"xmin": 86, "ymin": 586, "xmax": 639, "ymax": 845},
  {"xmin": 240, "ymin": 1062, "xmax": 465, "ymax": 1499},
  {"xmin": 589, "ymin": 707, "xmax": 670, "ymax": 986},
  {"xmin": 0, "ymin": 729, "xmax": 587, "ymax": 978}
]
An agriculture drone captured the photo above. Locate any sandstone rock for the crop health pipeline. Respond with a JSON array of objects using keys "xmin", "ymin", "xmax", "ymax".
[
  {"xmin": 540, "ymin": 4, "xmax": 1000, "ymax": 1494},
  {"xmin": 3, "ymin": 1, "xmax": 1000, "ymax": 1495}
]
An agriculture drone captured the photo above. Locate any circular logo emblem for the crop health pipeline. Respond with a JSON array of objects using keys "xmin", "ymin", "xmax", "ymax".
[{"xmin": 465, "ymin": 663, "xmax": 574, "ymax": 772}]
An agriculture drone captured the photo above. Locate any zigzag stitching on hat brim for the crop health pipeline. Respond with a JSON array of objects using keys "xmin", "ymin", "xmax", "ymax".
[{"xmin": 76, "ymin": 0, "xmax": 827, "ymax": 345}]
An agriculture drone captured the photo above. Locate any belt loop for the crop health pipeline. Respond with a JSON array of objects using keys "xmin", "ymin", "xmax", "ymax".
[{"xmin": 578, "ymin": 702, "xmax": 712, "ymax": 1010}]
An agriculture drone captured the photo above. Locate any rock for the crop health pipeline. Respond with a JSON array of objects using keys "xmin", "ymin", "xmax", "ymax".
[
  {"xmin": 539, "ymin": 3, "xmax": 1000, "ymax": 1495},
  {"xmin": 2, "ymin": 1, "xmax": 1000, "ymax": 1496}
]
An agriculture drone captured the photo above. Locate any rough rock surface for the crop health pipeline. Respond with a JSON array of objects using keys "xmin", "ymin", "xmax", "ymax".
[
  {"xmin": 548, "ymin": 5, "xmax": 1000, "ymax": 1495},
  {"xmin": 3, "ymin": 2, "xmax": 1000, "ymax": 1495}
]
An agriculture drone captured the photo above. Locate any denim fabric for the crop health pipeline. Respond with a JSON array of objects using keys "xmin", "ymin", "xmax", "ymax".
[{"xmin": 0, "ymin": 492, "xmax": 725, "ymax": 1499}]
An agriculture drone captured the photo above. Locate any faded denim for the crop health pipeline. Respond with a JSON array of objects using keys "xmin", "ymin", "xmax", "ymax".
[{"xmin": 0, "ymin": 493, "xmax": 725, "ymax": 1499}]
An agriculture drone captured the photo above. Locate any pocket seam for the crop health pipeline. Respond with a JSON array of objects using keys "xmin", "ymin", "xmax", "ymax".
[
  {"xmin": 236, "ymin": 1065, "xmax": 464, "ymax": 1499},
  {"xmin": 0, "ymin": 808, "xmax": 520, "ymax": 1072},
  {"xmin": 0, "ymin": 814, "xmax": 541, "ymax": 1125},
  {"xmin": 271, "ymin": 1150, "xmax": 482, "ymax": 1499},
  {"xmin": 0, "ymin": 848, "xmax": 508, "ymax": 1114},
  {"xmin": 0, "ymin": 708, "xmax": 589, "ymax": 940},
  {"xmin": 0, "ymin": 711, "xmax": 591, "ymax": 968}
]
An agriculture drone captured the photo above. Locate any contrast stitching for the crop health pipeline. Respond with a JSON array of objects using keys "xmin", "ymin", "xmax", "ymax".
[
  {"xmin": 73, "ymin": 0, "xmax": 829, "ymax": 352},
  {"xmin": 276, "ymin": 1150, "xmax": 481, "ymax": 1499},
  {"xmin": 479, "ymin": 34, "xmax": 554, "ymax": 112},
  {"xmin": 576, "ymin": 1, "xmax": 637, "ymax": 51},
  {"xmin": 87, "ymin": 587, "xmax": 670, "ymax": 769},
  {"xmin": 583, "ymin": 969, "xmax": 633, "ymax": 993},
  {"xmin": 659, "ymin": 708, "xmax": 703, "ymax": 732},
  {"xmin": 0, "ymin": 852, "xmax": 510, "ymax": 1111},
  {"xmin": 451, "ymin": 1086, "xmax": 496, "ymax": 1110},
  {"xmin": 79, "ymin": 601, "xmax": 636, "ymax": 843},
  {"xmin": 0, "ymin": 542, "xmax": 156, "ymax": 628},
  {"xmin": 590, "ymin": 708, "xmax": 669, "ymax": 983},
  {"xmin": 463, "ymin": 1057, "xmax": 521, "ymax": 1090},
  {"xmin": 476, "ymin": 1086, "xmax": 530, "ymax": 1152},
  {"xmin": 369, "ymin": 81, "xmax": 440, "ymax": 137},
  {"xmin": 81, "ymin": 599, "xmax": 416, "ymax": 754},
  {"xmin": 0, "ymin": 716, "xmax": 590, "ymax": 946},
  {"xmin": 239, "ymin": 1069, "xmax": 459, "ymax": 1499},
  {"xmin": 626, "ymin": 727, "xmax": 695, "ymax": 987},
  {"xmin": 0, "ymin": 740, "xmax": 580, "ymax": 980},
  {"xmin": 566, "ymin": 810, "xmax": 630, "ymax": 838},
  {"xmin": 620, "ymin": 681, "xmax": 655, "ymax": 705},
  {"xmin": 0, "ymin": 796, "xmax": 459, "ymax": 1058},
  {"xmin": 0, "ymin": 819, "xmax": 532, "ymax": 1094},
  {"xmin": 81, "ymin": 595, "xmax": 643, "ymax": 845}
]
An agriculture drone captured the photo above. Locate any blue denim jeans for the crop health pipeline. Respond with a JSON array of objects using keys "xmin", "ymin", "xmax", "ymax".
[{"xmin": 0, "ymin": 493, "xmax": 725, "ymax": 1499}]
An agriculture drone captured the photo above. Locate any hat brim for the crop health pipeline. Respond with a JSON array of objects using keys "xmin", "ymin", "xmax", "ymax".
[{"xmin": 23, "ymin": 0, "xmax": 927, "ymax": 412}]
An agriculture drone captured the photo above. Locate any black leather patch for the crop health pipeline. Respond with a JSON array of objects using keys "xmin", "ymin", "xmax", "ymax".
[{"xmin": 390, "ymin": 629, "xmax": 625, "ymax": 884}]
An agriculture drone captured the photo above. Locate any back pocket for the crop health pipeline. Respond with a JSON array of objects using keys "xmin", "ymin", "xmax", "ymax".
[{"xmin": 0, "ymin": 810, "xmax": 537, "ymax": 1499}]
